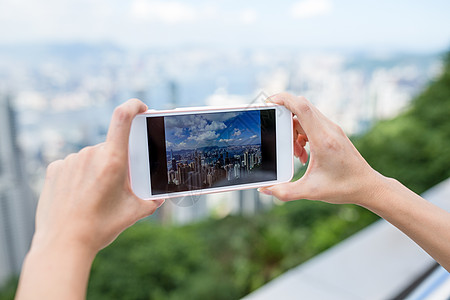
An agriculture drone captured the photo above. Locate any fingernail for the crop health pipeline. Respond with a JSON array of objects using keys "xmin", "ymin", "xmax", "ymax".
[{"xmin": 257, "ymin": 188, "xmax": 272, "ymax": 195}]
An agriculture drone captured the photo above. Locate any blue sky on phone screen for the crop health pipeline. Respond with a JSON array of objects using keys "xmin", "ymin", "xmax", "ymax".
[{"xmin": 164, "ymin": 111, "xmax": 261, "ymax": 151}]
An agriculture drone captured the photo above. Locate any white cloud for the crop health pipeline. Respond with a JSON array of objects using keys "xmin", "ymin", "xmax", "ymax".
[
  {"xmin": 219, "ymin": 138, "xmax": 234, "ymax": 143},
  {"xmin": 173, "ymin": 127, "xmax": 184, "ymax": 137},
  {"xmin": 165, "ymin": 115, "xmax": 205, "ymax": 129},
  {"xmin": 250, "ymin": 135, "xmax": 257, "ymax": 138},
  {"xmin": 188, "ymin": 130, "xmax": 219, "ymax": 141},
  {"xmin": 205, "ymin": 121, "xmax": 227, "ymax": 131},
  {"xmin": 233, "ymin": 128, "xmax": 241, "ymax": 136},
  {"xmin": 170, "ymin": 141, "xmax": 187, "ymax": 150},
  {"xmin": 239, "ymin": 9, "xmax": 258, "ymax": 24},
  {"xmin": 167, "ymin": 139, "xmax": 189, "ymax": 150},
  {"xmin": 291, "ymin": 0, "xmax": 332, "ymax": 19},
  {"xmin": 130, "ymin": 0, "xmax": 197, "ymax": 23}
]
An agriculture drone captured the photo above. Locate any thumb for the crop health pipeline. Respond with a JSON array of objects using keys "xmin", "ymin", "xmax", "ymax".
[
  {"xmin": 137, "ymin": 198, "xmax": 165, "ymax": 219},
  {"xmin": 258, "ymin": 179, "xmax": 309, "ymax": 201}
]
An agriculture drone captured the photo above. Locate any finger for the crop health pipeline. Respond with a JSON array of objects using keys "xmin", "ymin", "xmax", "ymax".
[
  {"xmin": 293, "ymin": 117, "xmax": 307, "ymax": 137},
  {"xmin": 293, "ymin": 117, "xmax": 309, "ymax": 160},
  {"xmin": 268, "ymin": 93, "xmax": 322, "ymax": 141},
  {"xmin": 45, "ymin": 159, "xmax": 64, "ymax": 181},
  {"xmin": 297, "ymin": 134, "xmax": 308, "ymax": 147},
  {"xmin": 84, "ymin": 142, "xmax": 105, "ymax": 151},
  {"xmin": 258, "ymin": 179, "xmax": 309, "ymax": 201},
  {"xmin": 294, "ymin": 140, "xmax": 304, "ymax": 158},
  {"xmin": 106, "ymin": 99, "xmax": 148, "ymax": 158},
  {"xmin": 299, "ymin": 146, "xmax": 308, "ymax": 164},
  {"xmin": 137, "ymin": 198, "xmax": 165, "ymax": 219}
]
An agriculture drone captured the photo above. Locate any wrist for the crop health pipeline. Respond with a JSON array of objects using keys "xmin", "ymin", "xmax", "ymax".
[
  {"xmin": 29, "ymin": 230, "xmax": 98, "ymax": 263},
  {"xmin": 354, "ymin": 170, "xmax": 396, "ymax": 209}
]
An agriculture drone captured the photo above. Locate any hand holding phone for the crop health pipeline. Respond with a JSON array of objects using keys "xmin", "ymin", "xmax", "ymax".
[
  {"xmin": 259, "ymin": 93, "xmax": 382, "ymax": 204},
  {"xmin": 129, "ymin": 103, "xmax": 294, "ymax": 199},
  {"xmin": 16, "ymin": 99, "xmax": 165, "ymax": 300}
]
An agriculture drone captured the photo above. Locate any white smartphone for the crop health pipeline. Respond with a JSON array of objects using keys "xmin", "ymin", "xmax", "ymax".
[{"xmin": 128, "ymin": 103, "xmax": 294, "ymax": 200}]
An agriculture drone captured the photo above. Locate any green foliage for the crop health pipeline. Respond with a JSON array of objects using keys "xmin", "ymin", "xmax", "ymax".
[
  {"xmin": 355, "ymin": 51, "xmax": 450, "ymax": 193},
  {"xmin": 88, "ymin": 224, "xmax": 237, "ymax": 300},
  {"xmin": 0, "ymin": 277, "xmax": 17, "ymax": 300},
  {"xmin": 84, "ymin": 202, "xmax": 377, "ymax": 300}
]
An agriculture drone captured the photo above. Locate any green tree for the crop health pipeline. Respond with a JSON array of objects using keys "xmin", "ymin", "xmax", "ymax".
[
  {"xmin": 87, "ymin": 223, "xmax": 238, "ymax": 300},
  {"xmin": 355, "ymin": 52, "xmax": 450, "ymax": 193},
  {"xmin": 0, "ymin": 277, "xmax": 17, "ymax": 300}
]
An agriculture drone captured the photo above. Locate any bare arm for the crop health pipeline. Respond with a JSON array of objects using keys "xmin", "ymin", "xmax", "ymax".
[
  {"xmin": 259, "ymin": 92, "xmax": 450, "ymax": 272},
  {"xmin": 16, "ymin": 99, "xmax": 164, "ymax": 300},
  {"xmin": 360, "ymin": 177, "xmax": 450, "ymax": 271}
]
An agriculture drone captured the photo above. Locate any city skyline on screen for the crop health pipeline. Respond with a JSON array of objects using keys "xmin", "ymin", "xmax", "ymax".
[{"xmin": 163, "ymin": 110, "xmax": 264, "ymax": 191}]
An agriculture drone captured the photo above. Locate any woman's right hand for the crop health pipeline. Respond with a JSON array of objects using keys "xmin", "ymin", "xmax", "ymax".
[{"xmin": 259, "ymin": 92, "xmax": 386, "ymax": 205}]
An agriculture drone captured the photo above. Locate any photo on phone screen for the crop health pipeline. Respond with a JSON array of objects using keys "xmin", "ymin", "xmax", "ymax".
[{"xmin": 146, "ymin": 109, "xmax": 277, "ymax": 195}]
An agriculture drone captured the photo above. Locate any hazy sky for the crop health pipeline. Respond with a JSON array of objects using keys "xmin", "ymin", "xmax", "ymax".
[{"xmin": 1, "ymin": 0, "xmax": 449, "ymax": 52}]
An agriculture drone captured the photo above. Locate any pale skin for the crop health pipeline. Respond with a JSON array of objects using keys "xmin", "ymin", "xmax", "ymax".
[
  {"xmin": 16, "ymin": 95, "xmax": 450, "ymax": 299},
  {"xmin": 258, "ymin": 92, "xmax": 450, "ymax": 272},
  {"xmin": 16, "ymin": 99, "xmax": 164, "ymax": 300}
]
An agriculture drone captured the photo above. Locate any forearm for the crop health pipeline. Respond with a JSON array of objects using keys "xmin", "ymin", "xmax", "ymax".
[
  {"xmin": 359, "ymin": 176, "xmax": 450, "ymax": 271},
  {"xmin": 16, "ymin": 239, "xmax": 96, "ymax": 300}
]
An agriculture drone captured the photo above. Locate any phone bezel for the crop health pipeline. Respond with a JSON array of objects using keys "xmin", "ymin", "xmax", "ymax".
[{"xmin": 129, "ymin": 103, "xmax": 293, "ymax": 200}]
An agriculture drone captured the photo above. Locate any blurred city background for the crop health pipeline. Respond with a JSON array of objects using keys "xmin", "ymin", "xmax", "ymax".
[{"xmin": 0, "ymin": 0, "xmax": 449, "ymax": 299}]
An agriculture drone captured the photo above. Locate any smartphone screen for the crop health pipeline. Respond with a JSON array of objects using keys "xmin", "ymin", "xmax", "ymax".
[{"xmin": 146, "ymin": 109, "xmax": 277, "ymax": 195}]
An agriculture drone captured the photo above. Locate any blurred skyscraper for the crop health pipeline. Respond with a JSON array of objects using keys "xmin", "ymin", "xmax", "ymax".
[{"xmin": 0, "ymin": 95, "xmax": 36, "ymax": 285}]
